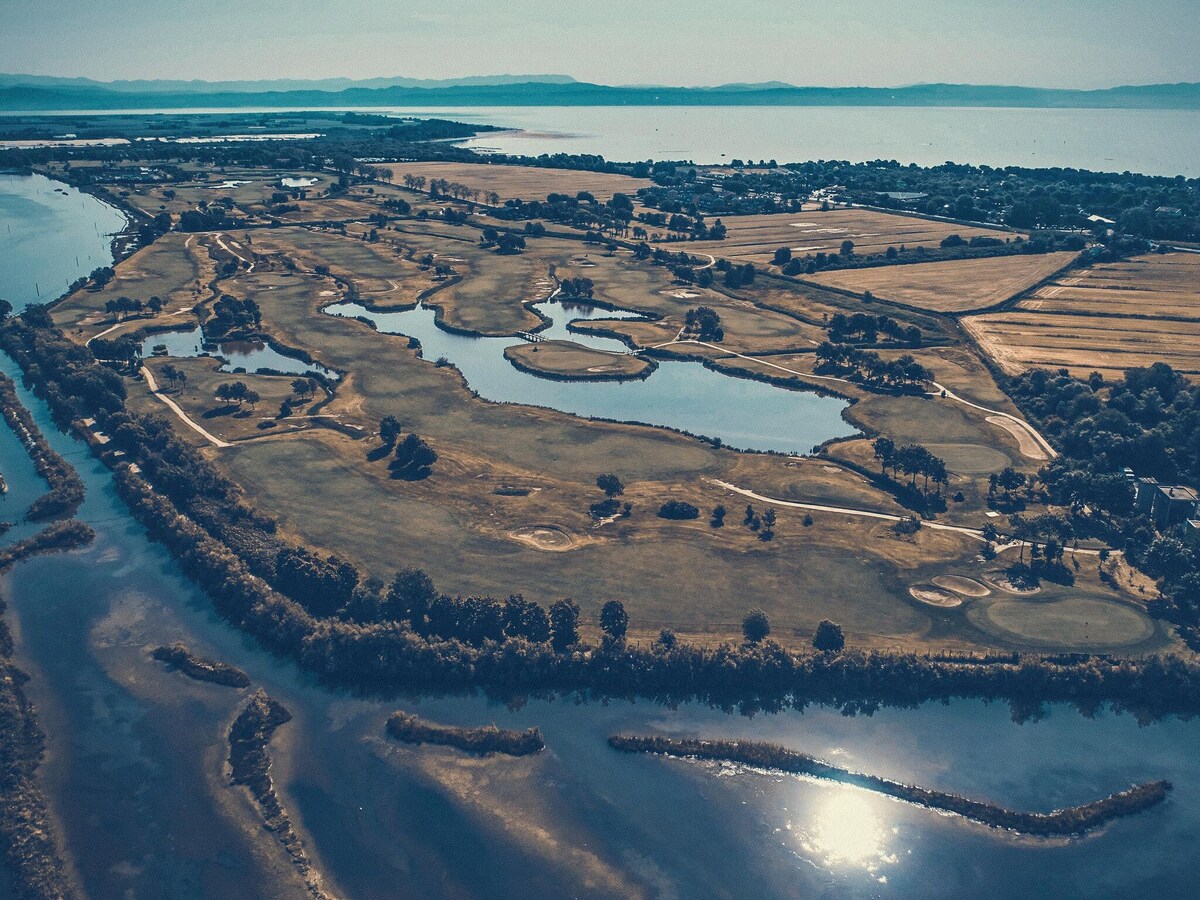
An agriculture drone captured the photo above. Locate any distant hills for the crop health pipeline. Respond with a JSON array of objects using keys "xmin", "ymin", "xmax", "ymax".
[{"xmin": 1, "ymin": 75, "xmax": 1197, "ymax": 111}]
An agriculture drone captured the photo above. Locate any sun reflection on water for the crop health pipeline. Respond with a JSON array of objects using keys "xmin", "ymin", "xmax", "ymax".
[{"xmin": 796, "ymin": 789, "xmax": 900, "ymax": 879}]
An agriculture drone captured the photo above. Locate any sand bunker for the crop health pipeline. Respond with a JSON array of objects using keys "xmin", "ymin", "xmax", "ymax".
[
  {"xmin": 932, "ymin": 575, "xmax": 991, "ymax": 597},
  {"xmin": 509, "ymin": 525, "xmax": 574, "ymax": 551},
  {"xmin": 665, "ymin": 290, "xmax": 701, "ymax": 299},
  {"xmin": 909, "ymin": 585, "xmax": 964, "ymax": 608},
  {"xmin": 983, "ymin": 570, "xmax": 1042, "ymax": 595}
]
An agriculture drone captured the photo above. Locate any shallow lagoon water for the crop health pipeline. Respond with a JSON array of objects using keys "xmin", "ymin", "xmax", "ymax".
[
  {"xmin": 326, "ymin": 297, "xmax": 854, "ymax": 454},
  {"xmin": 2, "ymin": 174, "xmax": 1200, "ymax": 899}
]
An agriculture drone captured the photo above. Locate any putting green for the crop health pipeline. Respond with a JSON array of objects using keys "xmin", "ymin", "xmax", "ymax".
[{"xmin": 968, "ymin": 597, "xmax": 1154, "ymax": 649}]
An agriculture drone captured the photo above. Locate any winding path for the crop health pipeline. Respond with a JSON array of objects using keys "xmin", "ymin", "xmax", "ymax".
[
  {"xmin": 709, "ymin": 478, "xmax": 1107, "ymax": 556},
  {"xmin": 215, "ymin": 232, "xmax": 254, "ymax": 273},
  {"xmin": 141, "ymin": 366, "xmax": 231, "ymax": 448}
]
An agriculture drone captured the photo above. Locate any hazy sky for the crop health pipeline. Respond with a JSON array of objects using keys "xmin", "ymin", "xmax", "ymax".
[{"xmin": 4, "ymin": 0, "xmax": 1197, "ymax": 89}]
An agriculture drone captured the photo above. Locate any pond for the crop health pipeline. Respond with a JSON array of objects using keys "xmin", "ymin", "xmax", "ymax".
[
  {"xmin": 141, "ymin": 324, "xmax": 338, "ymax": 379},
  {"xmin": 325, "ymin": 296, "xmax": 854, "ymax": 454}
]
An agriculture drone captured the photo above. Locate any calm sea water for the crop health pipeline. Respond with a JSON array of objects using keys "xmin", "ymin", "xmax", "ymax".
[
  {"xmin": 0, "ymin": 172, "xmax": 127, "ymax": 305},
  {"xmin": 9, "ymin": 104, "xmax": 1197, "ymax": 176},
  {"xmin": 2, "ymin": 172, "xmax": 1199, "ymax": 898}
]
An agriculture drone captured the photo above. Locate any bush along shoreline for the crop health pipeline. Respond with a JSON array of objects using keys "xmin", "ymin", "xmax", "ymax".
[
  {"xmin": 0, "ymin": 372, "xmax": 85, "ymax": 521},
  {"xmin": 9, "ymin": 312, "xmax": 1200, "ymax": 720},
  {"xmin": 227, "ymin": 690, "xmax": 331, "ymax": 900},
  {"xmin": 0, "ymin": 520, "xmax": 95, "ymax": 572},
  {"xmin": 608, "ymin": 734, "xmax": 1171, "ymax": 836},
  {"xmin": 151, "ymin": 643, "xmax": 250, "ymax": 688},
  {"xmin": 0, "ymin": 594, "xmax": 77, "ymax": 900},
  {"xmin": 386, "ymin": 711, "xmax": 544, "ymax": 756}
]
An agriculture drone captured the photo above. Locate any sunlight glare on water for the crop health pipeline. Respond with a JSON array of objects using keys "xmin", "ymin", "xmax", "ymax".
[{"xmin": 799, "ymin": 790, "xmax": 899, "ymax": 879}]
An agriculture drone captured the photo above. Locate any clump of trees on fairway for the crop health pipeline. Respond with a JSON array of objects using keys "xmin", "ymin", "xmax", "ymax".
[
  {"xmin": 815, "ymin": 343, "xmax": 930, "ymax": 392},
  {"xmin": 657, "ymin": 500, "xmax": 700, "ymax": 520},
  {"xmin": 558, "ymin": 276, "xmax": 594, "ymax": 300},
  {"xmin": 390, "ymin": 432, "xmax": 437, "ymax": 480},
  {"xmin": 591, "ymin": 473, "xmax": 624, "ymax": 518},
  {"xmin": 872, "ymin": 438, "xmax": 949, "ymax": 500},
  {"xmin": 683, "ymin": 307, "xmax": 723, "ymax": 342},
  {"xmin": 215, "ymin": 381, "xmax": 260, "ymax": 408},
  {"xmin": 828, "ymin": 313, "xmax": 921, "ymax": 347},
  {"xmin": 206, "ymin": 295, "xmax": 261, "ymax": 338}
]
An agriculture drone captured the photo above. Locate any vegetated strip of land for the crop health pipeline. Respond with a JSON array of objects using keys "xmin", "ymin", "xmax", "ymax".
[
  {"xmin": 0, "ymin": 520, "xmax": 95, "ymax": 572},
  {"xmin": 386, "ymin": 711, "xmax": 544, "ymax": 756},
  {"xmin": 8, "ymin": 314, "xmax": 1200, "ymax": 720},
  {"xmin": 0, "ymin": 373, "xmax": 85, "ymax": 521},
  {"xmin": 609, "ymin": 735, "xmax": 1170, "ymax": 836},
  {"xmin": 151, "ymin": 643, "xmax": 250, "ymax": 688},
  {"xmin": 228, "ymin": 690, "xmax": 331, "ymax": 900},
  {"xmin": 0, "ymin": 593, "xmax": 77, "ymax": 900}
]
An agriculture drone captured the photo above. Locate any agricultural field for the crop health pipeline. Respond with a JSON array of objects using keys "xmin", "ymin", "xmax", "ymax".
[
  {"xmin": 368, "ymin": 160, "xmax": 653, "ymax": 202},
  {"xmin": 674, "ymin": 208, "xmax": 1016, "ymax": 263},
  {"xmin": 1019, "ymin": 252, "xmax": 1200, "ymax": 318},
  {"xmin": 966, "ymin": 254, "xmax": 1200, "ymax": 380},
  {"xmin": 963, "ymin": 311, "xmax": 1200, "ymax": 381},
  {"xmin": 808, "ymin": 250, "xmax": 1078, "ymax": 312}
]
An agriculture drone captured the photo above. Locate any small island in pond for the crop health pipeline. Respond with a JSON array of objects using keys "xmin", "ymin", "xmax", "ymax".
[
  {"xmin": 609, "ymin": 734, "xmax": 1170, "ymax": 836},
  {"xmin": 504, "ymin": 339, "xmax": 654, "ymax": 381},
  {"xmin": 386, "ymin": 711, "xmax": 545, "ymax": 756},
  {"xmin": 152, "ymin": 643, "xmax": 251, "ymax": 688}
]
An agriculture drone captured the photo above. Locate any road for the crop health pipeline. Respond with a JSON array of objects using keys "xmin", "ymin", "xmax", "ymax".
[{"xmin": 141, "ymin": 366, "xmax": 231, "ymax": 448}]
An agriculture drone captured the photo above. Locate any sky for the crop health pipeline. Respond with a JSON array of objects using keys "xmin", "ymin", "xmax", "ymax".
[{"xmin": 3, "ymin": 0, "xmax": 1197, "ymax": 89}]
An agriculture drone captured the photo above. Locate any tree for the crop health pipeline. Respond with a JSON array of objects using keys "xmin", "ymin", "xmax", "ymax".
[
  {"xmin": 391, "ymin": 432, "xmax": 437, "ymax": 480},
  {"xmin": 772, "ymin": 246, "xmax": 792, "ymax": 266},
  {"xmin": 596, "ymin": 474, "xmax": 624, "ymax": 499},
  {"xmin": 379, "ymin": 415, "xmax": 401, "ymax": 446},
  {"xmin": 658, "ymin": 500, "xmax": 700, "ymax": 520},
  {"xmin": 385, "ymin": 567, "xmax": 438, "ymax": 628},
  {"xmin": 684, "ymin": 307, "xmax": 723, "ymax": 342},
  {"xmin": 813, "ymin": 620, "xmax": 845, "ymax": 653},
  {"xmin": 599, "ymin": 600, "xmax": 629, "ymax": 642},
  {"xmin": 840, "ymin": 240, "xmax": 855, "ymax": 257},
  {"xmin": 215, "ymin": 381, "xmax": 250, "ymax": 404},
  {"xmin": 742, "ymin": 609, "xmax": 771, "ymax": 644},
  {"xmin": 549, "ymin": 599, "xmax": 580, "ymax": 651},
  {"xmin": 710, "ymin": 504, "xmax": 726, "ymax": 528}
]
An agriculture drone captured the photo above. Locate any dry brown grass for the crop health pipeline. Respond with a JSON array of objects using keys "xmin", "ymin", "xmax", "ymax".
[
  {"xmin": 504, "ymin": 340, "xmax": 652, "ymax": 380},
  {"xmin": 1020, "ymin": 252, "xmax": 1200, "ymax": 319},
  {"xmin": 674, "ymin": 209, "xmax": 1016, "ymax": 264},
  {"xmin": 369, "ymin": 161, "xmax": 652, "ymax": 202},
  {"xmin": 808, "ymin": 251, "xmax": 1078, "ymax": 312},
  {"xmin": 963, "ymin": 311, "xmax": 1200, "ymax": 380}
]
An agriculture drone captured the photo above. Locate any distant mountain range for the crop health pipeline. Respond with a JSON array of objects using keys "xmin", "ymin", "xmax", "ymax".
[{"xmin": 1, "ymin": 75, "xmax": 1197, "ymax": 111}]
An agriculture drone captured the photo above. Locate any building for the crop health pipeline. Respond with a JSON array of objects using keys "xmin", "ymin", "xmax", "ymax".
[
  {"xmin": 1150, "ymin": 484, "xmax": 1200, "ymax": 531},
  {"xmin": 1135, "ymin": 476, "xmax": 1159, "ymax": 516}
]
